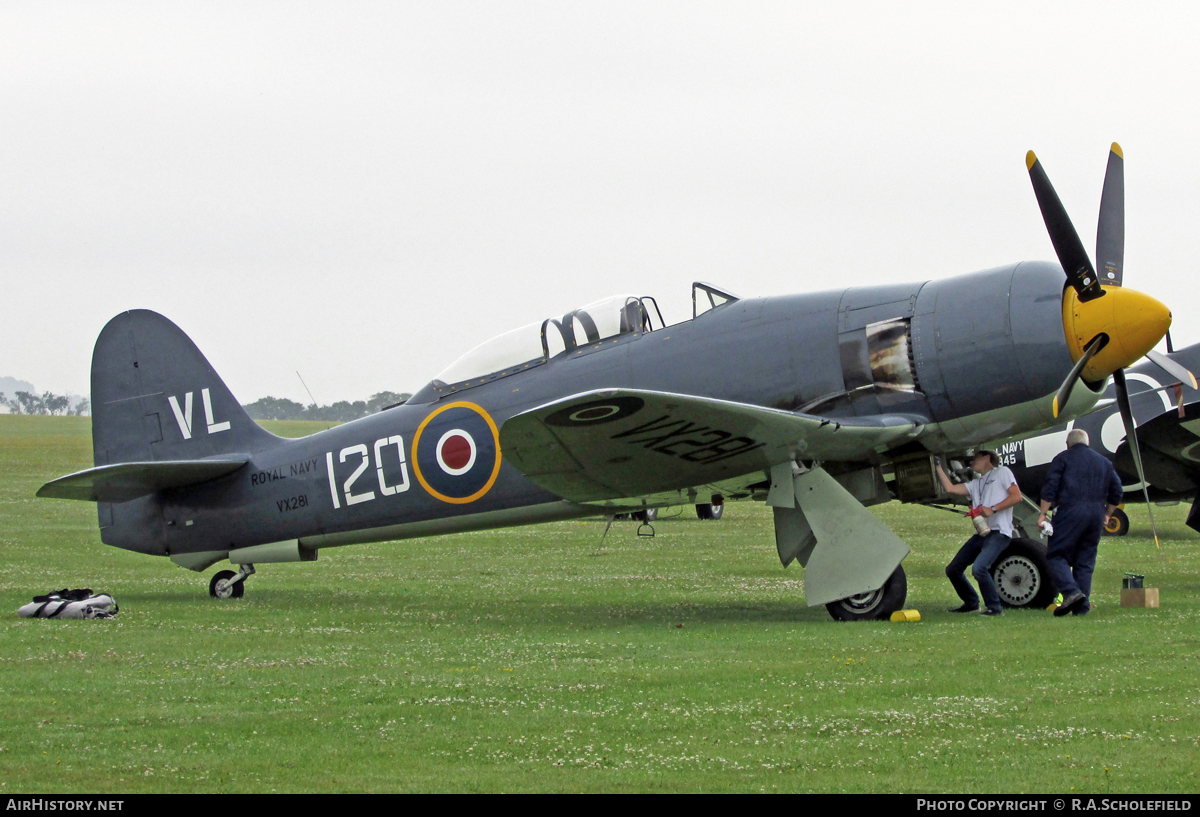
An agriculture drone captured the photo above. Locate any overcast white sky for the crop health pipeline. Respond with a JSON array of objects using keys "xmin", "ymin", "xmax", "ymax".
[{"xmin": 3, "ymin": 1, "xmax": 1198, "ymax": 404}]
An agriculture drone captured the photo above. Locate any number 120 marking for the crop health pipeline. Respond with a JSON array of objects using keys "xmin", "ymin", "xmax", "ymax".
[{"xmin": 326, "ymin": 436, "xmax": 410, "ymax": 510}]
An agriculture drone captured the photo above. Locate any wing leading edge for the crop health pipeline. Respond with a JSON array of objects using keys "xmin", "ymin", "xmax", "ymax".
[{"xmin": 499, "ymin": 388, "xmax": 926, "ymax": 503}]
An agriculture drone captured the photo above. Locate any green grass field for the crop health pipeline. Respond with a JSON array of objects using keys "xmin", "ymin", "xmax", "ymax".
[{"xmin": 1, "ymin": 415, "xmax": 1198, "ymax": 793}]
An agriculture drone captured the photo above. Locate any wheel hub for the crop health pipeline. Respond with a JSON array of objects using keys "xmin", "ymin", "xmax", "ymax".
[
  {"xmin": 839, "ymin": 587, "xmax": 884, "ymax": 614},
  {"xmin": 993, "ymin": 555, "xmax": 1040, "ymax": 606}
]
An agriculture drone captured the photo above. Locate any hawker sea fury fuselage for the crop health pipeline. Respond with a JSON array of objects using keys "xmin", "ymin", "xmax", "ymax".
[{"xmin": 39, "ymin": 144, "xmax": 1186, "ymax": 619}]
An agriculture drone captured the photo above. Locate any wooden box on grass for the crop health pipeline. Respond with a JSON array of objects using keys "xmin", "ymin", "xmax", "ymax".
[{"xmin": 1120, "ymin": 587, "xmax": 1159, "ymax": 608}]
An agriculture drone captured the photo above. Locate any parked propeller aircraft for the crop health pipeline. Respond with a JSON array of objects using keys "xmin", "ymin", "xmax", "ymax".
[
  {"xmin": 998, "ymin": 341, "xmax": 1200, "ymax": 538},
  {"xmin": 38, "ymin": 144, "xmax": 1191, "ymax": 620}
]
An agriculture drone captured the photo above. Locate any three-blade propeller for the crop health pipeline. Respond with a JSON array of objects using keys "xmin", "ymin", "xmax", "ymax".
[{"xmin": 1028, "ymin": 143, "xmax": 1194, "ymax": 548}]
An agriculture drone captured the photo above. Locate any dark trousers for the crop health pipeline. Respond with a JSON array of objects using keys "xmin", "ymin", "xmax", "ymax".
[
  {"xmin": 1047, "ymin": 504, "xmax": 1103, "ymax": 614},
  {"xmin": 946, "ymin": 531, "xmax": 1010, "ymax": 612}
]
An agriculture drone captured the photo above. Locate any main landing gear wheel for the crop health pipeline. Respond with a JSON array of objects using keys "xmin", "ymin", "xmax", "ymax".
[
  {"xmin": 632, "ymin": 508, "xmax": 658, "ymax": 522},
  {"xmin": 990, "ymin": 538, "xmax": 1055, "ymax": 609},
  {"xmin": 1104, "ymin": 508, "xmax": 1129, "ymax": 537},
  {"xmin": 825, "ymin": 566, "xmax": 907, "ymax": 621},
  {"xmin": 696, "ymin": 500, "xmax": 724, "ymax": 520}
]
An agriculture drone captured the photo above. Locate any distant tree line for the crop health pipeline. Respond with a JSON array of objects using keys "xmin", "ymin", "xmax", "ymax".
[
  {"xmin": 0, "ymin": 391, "xmax": 90, "ymax": 416},
  {"xmin": 242, "ymin": 391, "xmax": 411, "ymax": 423},
  {"xmin": 0, "ymin": 388, "xmax": 409, "ymax": 422}
]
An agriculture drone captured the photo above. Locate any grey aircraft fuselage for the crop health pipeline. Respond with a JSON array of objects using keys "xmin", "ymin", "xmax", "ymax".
[{"xmin": 90, "ymin": 260, "xmax": 1086, "ymax": 569}]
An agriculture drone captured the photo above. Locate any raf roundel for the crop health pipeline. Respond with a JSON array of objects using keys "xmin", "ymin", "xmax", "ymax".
[
  {"xmin": 411, "ymin": 402, "xmax": 501, "ymax": 504},
  {"xmin": 545, "ymin": 395, "xmax": 645, "ymax": 427}
]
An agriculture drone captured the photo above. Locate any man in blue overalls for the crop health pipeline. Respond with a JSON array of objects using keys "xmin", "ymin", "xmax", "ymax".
[
  {"xmin": 1037, "ymin": 428, "xmax": 1124, "ymax": 617},
  {"xmin": 937, "ymin": 450, "xmax": 1023, "ymax": 616}
]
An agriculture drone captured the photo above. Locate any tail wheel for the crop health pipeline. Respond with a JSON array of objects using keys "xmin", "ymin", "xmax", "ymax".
[
  {"xmin": 209, "ymin": 569, "xmax": 245, "ymax": 599},
  {"xmin": 825, "ymin": 566, "xmax": 907, "ymax": 621},
  {"xmin": 990, "ymin": 537, "xmax": 1055, "ymax": 608},
  {"xmin": 1103, "ymin": 508, "xmax": 1129, "ymax": 536}
]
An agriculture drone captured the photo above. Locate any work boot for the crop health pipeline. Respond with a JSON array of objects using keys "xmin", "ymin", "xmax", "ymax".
[
  {"xmin": 1054, "ymin": 592, "xmax": 1086, "ymax": 617},
  {"xmin": 948, "ymin": 604, "xmax": 979, "ymax": 613}
]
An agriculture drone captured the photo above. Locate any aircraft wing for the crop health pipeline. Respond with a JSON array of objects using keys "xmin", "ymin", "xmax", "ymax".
[
  {"xmin": 1113, "ymin": 401, "xmax": 1200, "ymax": 494},
  {"xmin": 499, "ymin": 388, "xmax": 925, "ymax": 502},
  {"xmin": 37, "ymin": 457, "xmax": 249, "ymax": 502}
]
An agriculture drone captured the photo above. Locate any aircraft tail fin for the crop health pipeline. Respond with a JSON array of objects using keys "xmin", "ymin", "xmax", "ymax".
[{"xmin": 90, "ymin": 309, "xmax": 280, "ymax": 468}]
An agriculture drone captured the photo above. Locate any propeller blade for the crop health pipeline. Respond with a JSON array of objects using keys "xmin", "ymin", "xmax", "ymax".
[
  {"xmin": 1113, "ymin": 368, "xmax": 1161, "ymax": 549},
  {"xmin": 1145, "ymin": 349, "xmax": 1198, "ymax": 390},
  {"xmin": 1027, "ymin": 151, "xmax": 1105, "ymax": 302},
  {"xmin": 1053, "ymin": 334, "xmax": 1106, "ymax": 418},
  {"xmin": 1096, "ymin": 142, "xmax": 1125, "ymax": 287}
]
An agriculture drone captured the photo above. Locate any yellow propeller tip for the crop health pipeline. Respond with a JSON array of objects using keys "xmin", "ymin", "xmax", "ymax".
[
  {"xmin": 1052, "ymin": 396, "xmax": 1060, "ymax": 418},
  {"xmin": 1026, "ymin": 151, "xmax": 1038, "ymax": 170},
  {"xmin": 1111, "ymin": 142, "xmax": 1123, "ymax": 159}
]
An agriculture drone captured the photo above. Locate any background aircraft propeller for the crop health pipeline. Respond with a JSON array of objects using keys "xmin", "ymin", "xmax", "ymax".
[
  {"xmin": 1145, "ymin": 349, "xmax": 1199, "ymax": 390},
  {"xmin": 1113, "ymin": 369, "xmax": 1160, "ymax": 548},
  {"xmin": 1028, "ymin": 143, "xmax": 1193, "ymax": 547}
]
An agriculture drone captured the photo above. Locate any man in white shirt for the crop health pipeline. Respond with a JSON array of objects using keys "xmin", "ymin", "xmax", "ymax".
[{"xmin": 935, "ymin": 450, "xmax": 1023, "ymax": 616}]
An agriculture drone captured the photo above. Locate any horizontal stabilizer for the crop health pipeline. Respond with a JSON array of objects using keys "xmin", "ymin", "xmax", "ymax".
[
  {"xmin": 37, "ymin": 456, "xmax": 249, "ymax": 502},
  {"xmin": 500, "ymin": 388, "xmax": 925, "ymax": 503}
]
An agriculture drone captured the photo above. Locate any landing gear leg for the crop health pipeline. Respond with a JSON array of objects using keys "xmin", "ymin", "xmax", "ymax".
[{"xmin": 209, "ymin": 563, "xmax": 256, "ymax": 599}]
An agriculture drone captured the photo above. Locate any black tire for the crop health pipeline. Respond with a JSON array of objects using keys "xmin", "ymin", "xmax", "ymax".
[
  {"xmin": 1103, "ymin": 508, "xmax": 1129, "ymax": 537},
  {"xmin": 209, "ymin": 569, "xmax": 244, "ymax": 599},
  {"xmin": 696, "ymin": 502, "xmax": 724, "ymax": 520},
  {"xmin": 825, "ymin": 566, "xmax": 907, "ymax": 621},
  {"xmin": 990, "ymin": 537, "xmax": 1055, "ymax": 609},
  {"xmin": 631, "ymin": 508, "xmax": 658, "ymax": 522}
]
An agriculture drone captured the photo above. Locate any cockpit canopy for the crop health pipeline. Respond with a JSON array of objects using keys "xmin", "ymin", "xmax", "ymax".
[
  {"xmin": 412, "ymin": 283, "xmax": 739, "ymax": 402},
  {"xmin": 420, "ymin": 295, "xmax": 662, "ymax": 399}
]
